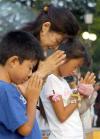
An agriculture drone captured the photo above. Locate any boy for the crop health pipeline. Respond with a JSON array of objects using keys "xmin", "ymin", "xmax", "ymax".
[{"xmin": 0, "ymin": 30, "xmax": 44, "ymax": 139}]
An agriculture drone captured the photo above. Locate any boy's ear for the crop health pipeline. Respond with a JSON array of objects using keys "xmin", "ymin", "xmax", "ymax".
[
  {"xmin": 41, "ymin": 22, "xmax": 51, "ymax": 34},
  {"xmin": 7, "ymin": 56, "xmax": 19, "ymax": 67}
]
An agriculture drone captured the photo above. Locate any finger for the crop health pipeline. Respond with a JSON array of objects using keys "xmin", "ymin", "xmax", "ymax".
[
  {"xmin": 83, "ymin": 72, "xmax": 91, "ymax": 82},
  {"xmin": 56, "ymin": 53, "xmax": 66, "ymax": 61},
  {"xmin": 87, "ymin": 73, "xmax": 95, "ymax": 81},
  {"xmin": 53, "ymin": 50, "xmax": 65, "ymax": 57},
  {"xmin": 32, "ymin": 74, "xmax": 40, "ymax": 87},
  {"xmin": 53, "ymin": 54, "xmax": 66, "ymax": 67},
  {"xmin": 55, "ymin": 60, "xmax": 66, "ymax": 67},
  {"xmin": 28, "ymin": 73, "xmax": 38, "ymax": 87},
  {"xmin": 83, "ymin": 72, "xmax": 95, "ymax": 84},
  {"xmin": 51, "ymin": 50, "xmax": 66, "ymax": 60},
  {"xmin": 45, "ymin": 52, "xmax": 66, "ymax": 69},
  {"xmin": 89, "ymin": 79, "xmax": 96, "ymax": 85},
  {"xmin": 32, "ymin": 73, "xmax": 43, "ymax": 88},
  {"xmin": 38, "ymin": 79, "xmax": 43, "ymax": 90},
  {"xmin": 80, "ymin": 77, "xmax": 84, "ymax": 83},
  {"xmin": 85, "ymin": 73, "xmax": 95, "ymax": 84}
]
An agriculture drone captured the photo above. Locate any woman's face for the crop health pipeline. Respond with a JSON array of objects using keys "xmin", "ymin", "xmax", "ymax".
[{"xmin": 40, "ymin": 22, "xmax": 65, "ymax": 50}]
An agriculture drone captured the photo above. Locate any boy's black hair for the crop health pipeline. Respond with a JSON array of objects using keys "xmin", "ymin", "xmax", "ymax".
[
  {"xmin": 0, "ymin": 30, "xmax": 45, "ymax": 65},
  {"xmin": 58, "ymin": 38, "xmax": 92, "ymax": 68}
]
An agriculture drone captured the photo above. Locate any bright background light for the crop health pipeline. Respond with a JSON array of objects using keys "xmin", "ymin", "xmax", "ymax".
[
  {"xmin": 82, "ymin": 32, "xmax": 97, "ymax": 41},
  {"xmin": 89, "ymin": 33, "xmax": 97, "ymax": 41},
  {"xmin": 82, "ymin": 32, "xmax": 89, "ymax": 40}
]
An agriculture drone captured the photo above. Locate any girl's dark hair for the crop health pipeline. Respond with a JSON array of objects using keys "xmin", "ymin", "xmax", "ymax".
[
  {"xmin": 58, "ymin": 38, "xmax": 92, "ymax": 68},
  {"xmin": 22, "ymin": 4, "xmax": 80, "ymax": 39}
]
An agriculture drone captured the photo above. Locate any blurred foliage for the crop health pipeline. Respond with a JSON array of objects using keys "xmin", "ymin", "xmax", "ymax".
[
  {"xmin": 0, "ymin": 0, "xmax": 36, "ymax": 39},
  {"xmin": 7, "ymin": 0, "xmax": 97, "ymax": 19},
  {"xmin": 90, "ymin": 0, "xmax": 100, "ymax": 79}
]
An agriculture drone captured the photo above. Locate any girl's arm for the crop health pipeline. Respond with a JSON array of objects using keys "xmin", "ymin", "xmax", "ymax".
[
  {"xmin": 48, "ymin": 72, "xmax": 96, "ymax": 123},
  {"xmin": 49, "ymin": 95, "xmax": 78, "ymax": 123}
]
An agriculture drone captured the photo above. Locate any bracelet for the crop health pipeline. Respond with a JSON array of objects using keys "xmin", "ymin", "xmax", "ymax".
[
  {"xmin": 70, "ymin": 99, "xmax": 78, "ymax": 104},
  {"xmin": 70, "ymin": 93, "xmax": 82, "ymax": 108},
  {"xmin": 71, "ymin": 92, "xmax": 81, "ymax": 102},
  {"xmin": 70, "ymin": 98, "xmax": 81, "ymax": 108}
]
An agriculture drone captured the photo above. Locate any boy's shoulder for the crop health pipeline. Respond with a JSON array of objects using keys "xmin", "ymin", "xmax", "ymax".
[
  {"xmin": 0, "ymin": 80, "xmax": 10, "ymax": 88},
  {"xmin": 0, "ymin": 80, "xmax": 13, "ymax": 89},
  {"xmin": 0, "ymin": 80, "xmax": 19, "ymax": 96}
]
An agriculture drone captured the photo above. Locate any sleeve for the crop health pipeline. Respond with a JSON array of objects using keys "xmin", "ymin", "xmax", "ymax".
[
  {"xmin": 0, "ymin": 85, "xmax": 28, "ymax": 132},
  {"xmin": 44, "ymin": 75, "xmax": 64, "ymax": 98}
]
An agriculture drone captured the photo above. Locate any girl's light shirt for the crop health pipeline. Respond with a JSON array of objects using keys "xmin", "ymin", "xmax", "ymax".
[{"xmin": 40, "ymin": 74, "xmax": 83, "ymax": 139}]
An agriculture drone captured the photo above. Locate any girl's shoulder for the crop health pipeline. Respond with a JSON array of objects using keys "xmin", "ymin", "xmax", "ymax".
[
  {"xmin": 47, "ymin": 74, "xmax": 64, "ymax": 83},
  {"xmin": 47, "ymin": 74, "xmax": 59, "ymax": 80}
]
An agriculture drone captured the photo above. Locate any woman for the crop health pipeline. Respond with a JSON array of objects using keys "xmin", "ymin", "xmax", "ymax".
[{"xmin": 22, "ymin": 4, "xmax": 80, "ymax": 78}]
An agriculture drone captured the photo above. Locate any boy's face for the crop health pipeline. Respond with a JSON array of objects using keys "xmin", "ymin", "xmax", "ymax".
[
  {"xmin": 8, "ymin": 57, "xmax": 37, "ymax": 84},
  {"xmin": 58, "ymin": 58, "xmax": 84, "ymax": 77}
]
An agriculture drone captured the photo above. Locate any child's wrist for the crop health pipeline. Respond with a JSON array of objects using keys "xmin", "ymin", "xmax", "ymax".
[
  {"xmin": 70, "ymin": 93, "xmax": 82, "ymax": 108},
  {"xmin": 70, "ymin": 98, "xmax": 78, "ymax": 104},
  {"xmin": 27, "ymin": 98, "xmax": 38, "ymax": 106},
  {"xmin": 71, "ymin": 93, "xmax": 81, "ymax": 101}
]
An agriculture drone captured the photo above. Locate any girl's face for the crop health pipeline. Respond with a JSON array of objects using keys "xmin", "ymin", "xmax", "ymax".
[
  {"xmin": 58, "ymin": 58, "xmax": 84, "ymax": 77},
  {"xmin": 40, "ymin": 22, "xmax": 65, "ymax": 50}
]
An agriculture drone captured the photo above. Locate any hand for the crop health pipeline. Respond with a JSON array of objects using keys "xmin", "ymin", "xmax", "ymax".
[
  {"xmin": 37, "ymin": 50, "xmax": 66, "ymax": 78},
  {"xmin": 80, "ymin": 72, "xmax": 96, "ymax": 85},
  {"xmin": 18, "ymin": 81, "xmax": 29, "ymax": 97},
  {"xmin": 24, "ymin": 73, "xmax": 43, "ymax": 102},
  {"xmin": 18, "ymin": 73, "xmax": 43, "ymax": 102},
  {"xmin": 78, "ymin": 72, "xmax": 96, "ymax": 97},
  {"xmin": 78, "ymin": 83, "xmax": 94, "ymax": 97}
]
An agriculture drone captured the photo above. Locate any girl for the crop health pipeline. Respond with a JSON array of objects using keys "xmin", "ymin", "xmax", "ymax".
[{"xmin": 40, "ymin": 39, "xmax": 95, "ymax": 139}]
